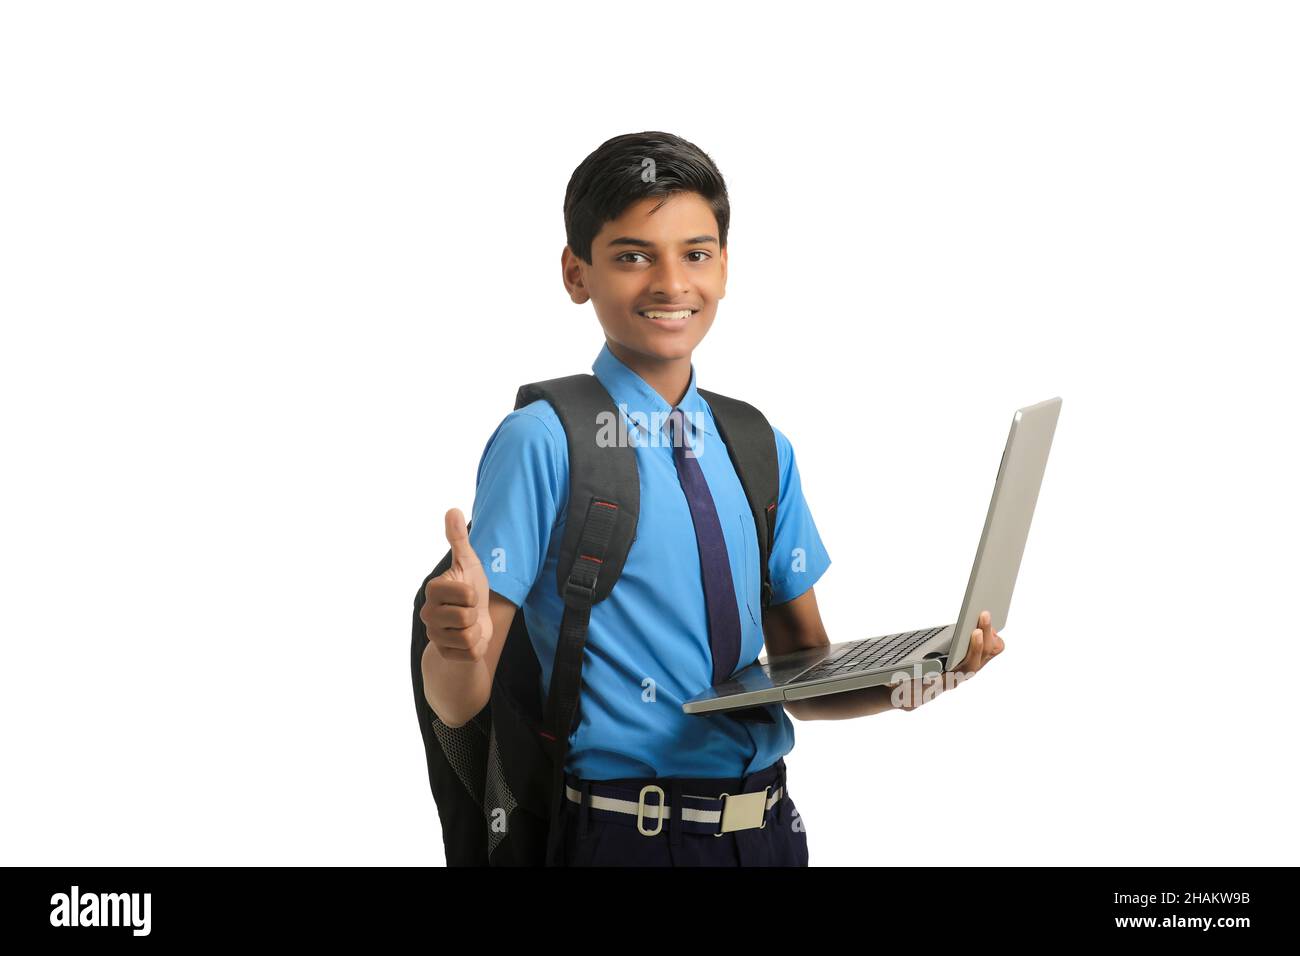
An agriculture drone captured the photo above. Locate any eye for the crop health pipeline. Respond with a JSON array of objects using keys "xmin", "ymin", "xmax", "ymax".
[
  {"xmin": 686, "ymin": 250, "xmax": 711, "ymax": 262},
  {"xmin": 617, "ymin": 252, "xmax": 649, "ymax": 264}
]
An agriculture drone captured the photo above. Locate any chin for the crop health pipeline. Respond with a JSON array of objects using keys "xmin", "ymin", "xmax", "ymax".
[{"xmin": 634, "ymin": 338, "xmax": 696, "ymax": 361}]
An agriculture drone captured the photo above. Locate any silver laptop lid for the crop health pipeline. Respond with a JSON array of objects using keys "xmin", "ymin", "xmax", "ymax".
[{"xmin": 944, "ymin": 397, "xmax": 1062, "ymax": 672}]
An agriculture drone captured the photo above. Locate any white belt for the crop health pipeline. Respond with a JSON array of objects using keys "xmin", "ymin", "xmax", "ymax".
[{"xmin": 565, "ymin": 782, "xmax": 783, "ymax": 836}]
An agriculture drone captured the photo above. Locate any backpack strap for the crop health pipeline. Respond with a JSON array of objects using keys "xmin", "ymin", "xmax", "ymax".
[
  {"xmin": 515, "ymin": 375, "xmax": 640, "ymax": 609},
  {"xmin": 513, "ymin": 373, "xmax": 638, "ymax": 865}
]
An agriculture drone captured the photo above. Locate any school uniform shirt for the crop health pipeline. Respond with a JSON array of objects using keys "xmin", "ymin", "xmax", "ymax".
[{"xmin": 466, "ymin": 342, "xmax": 832, "ymax": 780}]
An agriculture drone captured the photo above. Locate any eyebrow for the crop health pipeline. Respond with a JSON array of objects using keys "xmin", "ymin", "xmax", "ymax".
[{"xmin": 607, "ymin": 235, "xmax": 718, "ymax": 249}]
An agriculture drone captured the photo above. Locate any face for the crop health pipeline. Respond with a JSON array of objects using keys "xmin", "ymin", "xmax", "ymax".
[{"xmin": 562, "ymin": 191, "xmax": 727, "ymax": 366}]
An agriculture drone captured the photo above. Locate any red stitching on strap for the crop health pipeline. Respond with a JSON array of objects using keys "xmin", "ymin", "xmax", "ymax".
[
  {"xmin": 594, "ymin": 501, "xmax": 617, "ymax": 510},
  {"xmin": 579, "ymin": 554, "xmax": 603, "ymax": 564}
]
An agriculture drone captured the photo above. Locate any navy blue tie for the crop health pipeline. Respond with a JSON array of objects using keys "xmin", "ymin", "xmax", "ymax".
[{"xmin": 666, "ymin": 406, "xmax": 742, "ymax": 686}]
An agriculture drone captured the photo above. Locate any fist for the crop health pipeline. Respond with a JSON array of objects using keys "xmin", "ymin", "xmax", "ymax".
[{"xmin": 420, "ymin": 508, "xmax": 493, "ymax": 663}]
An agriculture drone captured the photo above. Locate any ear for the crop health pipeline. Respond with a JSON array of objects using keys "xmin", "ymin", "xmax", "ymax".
[
  {"xmin": 719, "ymin": 245, "xmax": 728, "ymax": 299},
  {"xmin": 561, "ymin": 245, "xmax": 590, "ymax": 304}
]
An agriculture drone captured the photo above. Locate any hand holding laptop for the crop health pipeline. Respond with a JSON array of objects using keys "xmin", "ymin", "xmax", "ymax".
[{"xmin": 886, "ymin": 609, "xmax": 1005, "ymax": 710}]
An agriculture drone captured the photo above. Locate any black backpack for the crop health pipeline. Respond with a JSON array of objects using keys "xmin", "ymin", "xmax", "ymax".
[{"xmin": 409, "ymin": 373, "xmax": 782, "ymax": 866}]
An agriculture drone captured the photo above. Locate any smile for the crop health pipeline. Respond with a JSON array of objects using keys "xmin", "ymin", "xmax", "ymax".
[{"xmin": 638, "ymin": 309, "xmax": 697, "ymax": 321}]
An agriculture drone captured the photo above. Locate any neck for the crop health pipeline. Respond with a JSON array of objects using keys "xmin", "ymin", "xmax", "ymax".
[{"xmin": 606, "ymin": 340, "xmax": 692, "ymax": 407}]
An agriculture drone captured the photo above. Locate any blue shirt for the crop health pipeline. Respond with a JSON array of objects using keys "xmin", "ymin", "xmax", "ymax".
[{"xmin": 467, "ymin": 342, "xmax": 832, "ymax": 779}]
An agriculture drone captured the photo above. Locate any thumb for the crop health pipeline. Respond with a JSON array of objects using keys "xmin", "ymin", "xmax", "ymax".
[{"xmin": 444, "ymin": 507, "xmax": 481, "ymax": 576}]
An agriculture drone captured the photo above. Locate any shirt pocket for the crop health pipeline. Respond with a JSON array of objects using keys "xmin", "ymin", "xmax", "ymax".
[{"xmin": 737, "ymin": 512, "xmax": 760, "ymax": 627}]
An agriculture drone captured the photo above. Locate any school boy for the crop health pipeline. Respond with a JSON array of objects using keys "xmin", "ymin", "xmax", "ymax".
[{"xmin": 419, "ymin": 131, "xmax": 1004, "ymax": 866}]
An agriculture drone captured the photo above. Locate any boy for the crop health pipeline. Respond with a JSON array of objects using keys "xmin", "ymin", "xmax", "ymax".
[{"xmin": 419, "ymin": 131, "xmax": 1004, "ymax": 866}]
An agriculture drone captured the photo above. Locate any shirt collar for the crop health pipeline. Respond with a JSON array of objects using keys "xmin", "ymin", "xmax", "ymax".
[{"xmin": 591, "ymin": 342, "xmax": 714, "ymax": 441}]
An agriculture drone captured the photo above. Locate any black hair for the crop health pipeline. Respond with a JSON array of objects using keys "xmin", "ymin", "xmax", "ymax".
[{"xmin": 563, "ymin": 131, "xmax": 730, "ymax": 264}]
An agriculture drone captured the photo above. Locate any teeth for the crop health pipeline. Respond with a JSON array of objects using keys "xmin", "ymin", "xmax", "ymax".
[{"xmin": 641, "ymin": 310, "xmax": 693, "ymax": 320}]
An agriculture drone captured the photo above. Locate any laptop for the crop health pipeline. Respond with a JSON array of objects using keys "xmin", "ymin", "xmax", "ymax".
[{"xmin": 682, "ymin": 396, "xmax": 1062, "ymax": 716}]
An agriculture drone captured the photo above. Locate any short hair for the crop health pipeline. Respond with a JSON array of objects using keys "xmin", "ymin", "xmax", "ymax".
[{"xmin": 563, "ymin": 131, "xmax": 730, "ymax": 264}]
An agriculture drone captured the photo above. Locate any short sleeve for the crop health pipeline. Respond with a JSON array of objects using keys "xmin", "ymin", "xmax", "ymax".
[
  {"xmin": 466, "ymin": 405, "xmax": 564, "ymax": 607},
  {"xmin": 767, "ymin": 425, "xmax": 832, "ymax": 604}
]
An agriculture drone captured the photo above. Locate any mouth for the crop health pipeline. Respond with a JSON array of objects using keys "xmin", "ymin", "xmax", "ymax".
[{"xmin": 637, "ymin": 307, "xmax": 698, "ymax": 329}]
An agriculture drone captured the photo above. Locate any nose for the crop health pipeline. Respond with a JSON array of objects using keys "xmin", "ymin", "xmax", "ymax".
[{"xmin": 648, "ymin": 255, "xmax": 692, "ymax": 299}]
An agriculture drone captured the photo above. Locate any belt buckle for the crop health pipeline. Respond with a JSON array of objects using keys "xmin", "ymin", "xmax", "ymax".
[
  {"xmin": 713, "ymin": 785, "xmax": 771, "ymax": 837},
  {"xmin": 636, "ymin": 784, "xmax": 667, "ymax": 836}
]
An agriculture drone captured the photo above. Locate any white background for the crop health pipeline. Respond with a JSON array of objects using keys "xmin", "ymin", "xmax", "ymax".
[{"xmin": 2, "ymin": 1, "xmax": 1296, "ymax": 866}]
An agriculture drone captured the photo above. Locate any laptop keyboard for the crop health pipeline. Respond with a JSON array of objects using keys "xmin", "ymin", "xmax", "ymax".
[{"xmin": 794, "ymin": 626, "xmax": 947, "ymax": 683}]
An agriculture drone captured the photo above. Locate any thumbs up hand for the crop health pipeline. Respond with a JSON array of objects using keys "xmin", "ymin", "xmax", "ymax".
[{"xmin": 421, "ymin": 508, "xmax": 493, "ymax": 663}]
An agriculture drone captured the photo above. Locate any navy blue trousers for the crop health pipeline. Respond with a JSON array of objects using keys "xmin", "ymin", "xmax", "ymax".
[{"xmin": 558, "ymin": 756, "xmax": 809, "ymax": 866}]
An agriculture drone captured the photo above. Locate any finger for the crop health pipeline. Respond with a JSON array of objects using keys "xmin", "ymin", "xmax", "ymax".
[
  {"xmin": 965, "ymin": 627, "xmax": 984, "ymax": 672},
  {"xmin": 420, "ymin": 605, "xmax": 475, "ymax": 647},
  {"xmin": 433, "ymin": 620, "xmax": 486, "ymax": 659},
  {"xmin": 431, "ymin": 603, "xmax": 478, "ymax": 631},
  {"xmin": 426, "ymin": 577, "xmax": 476, "ymax": 609},
  {"xmin": 444, "ymin": 508, "xmax": 481, "ymax": 574},
  {"xmin": 979, "ymin": 612, "xmax": 1004, "ymax": 661}
]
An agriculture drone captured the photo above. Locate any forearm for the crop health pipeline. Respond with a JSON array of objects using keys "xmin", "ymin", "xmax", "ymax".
[
  {"xmin": 784, "ymin": 683, "xmax": 903, "ymax": 721},
  {"xmin": 421, "ymin": 643, "xmax": 492, "ymax": 728}
]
